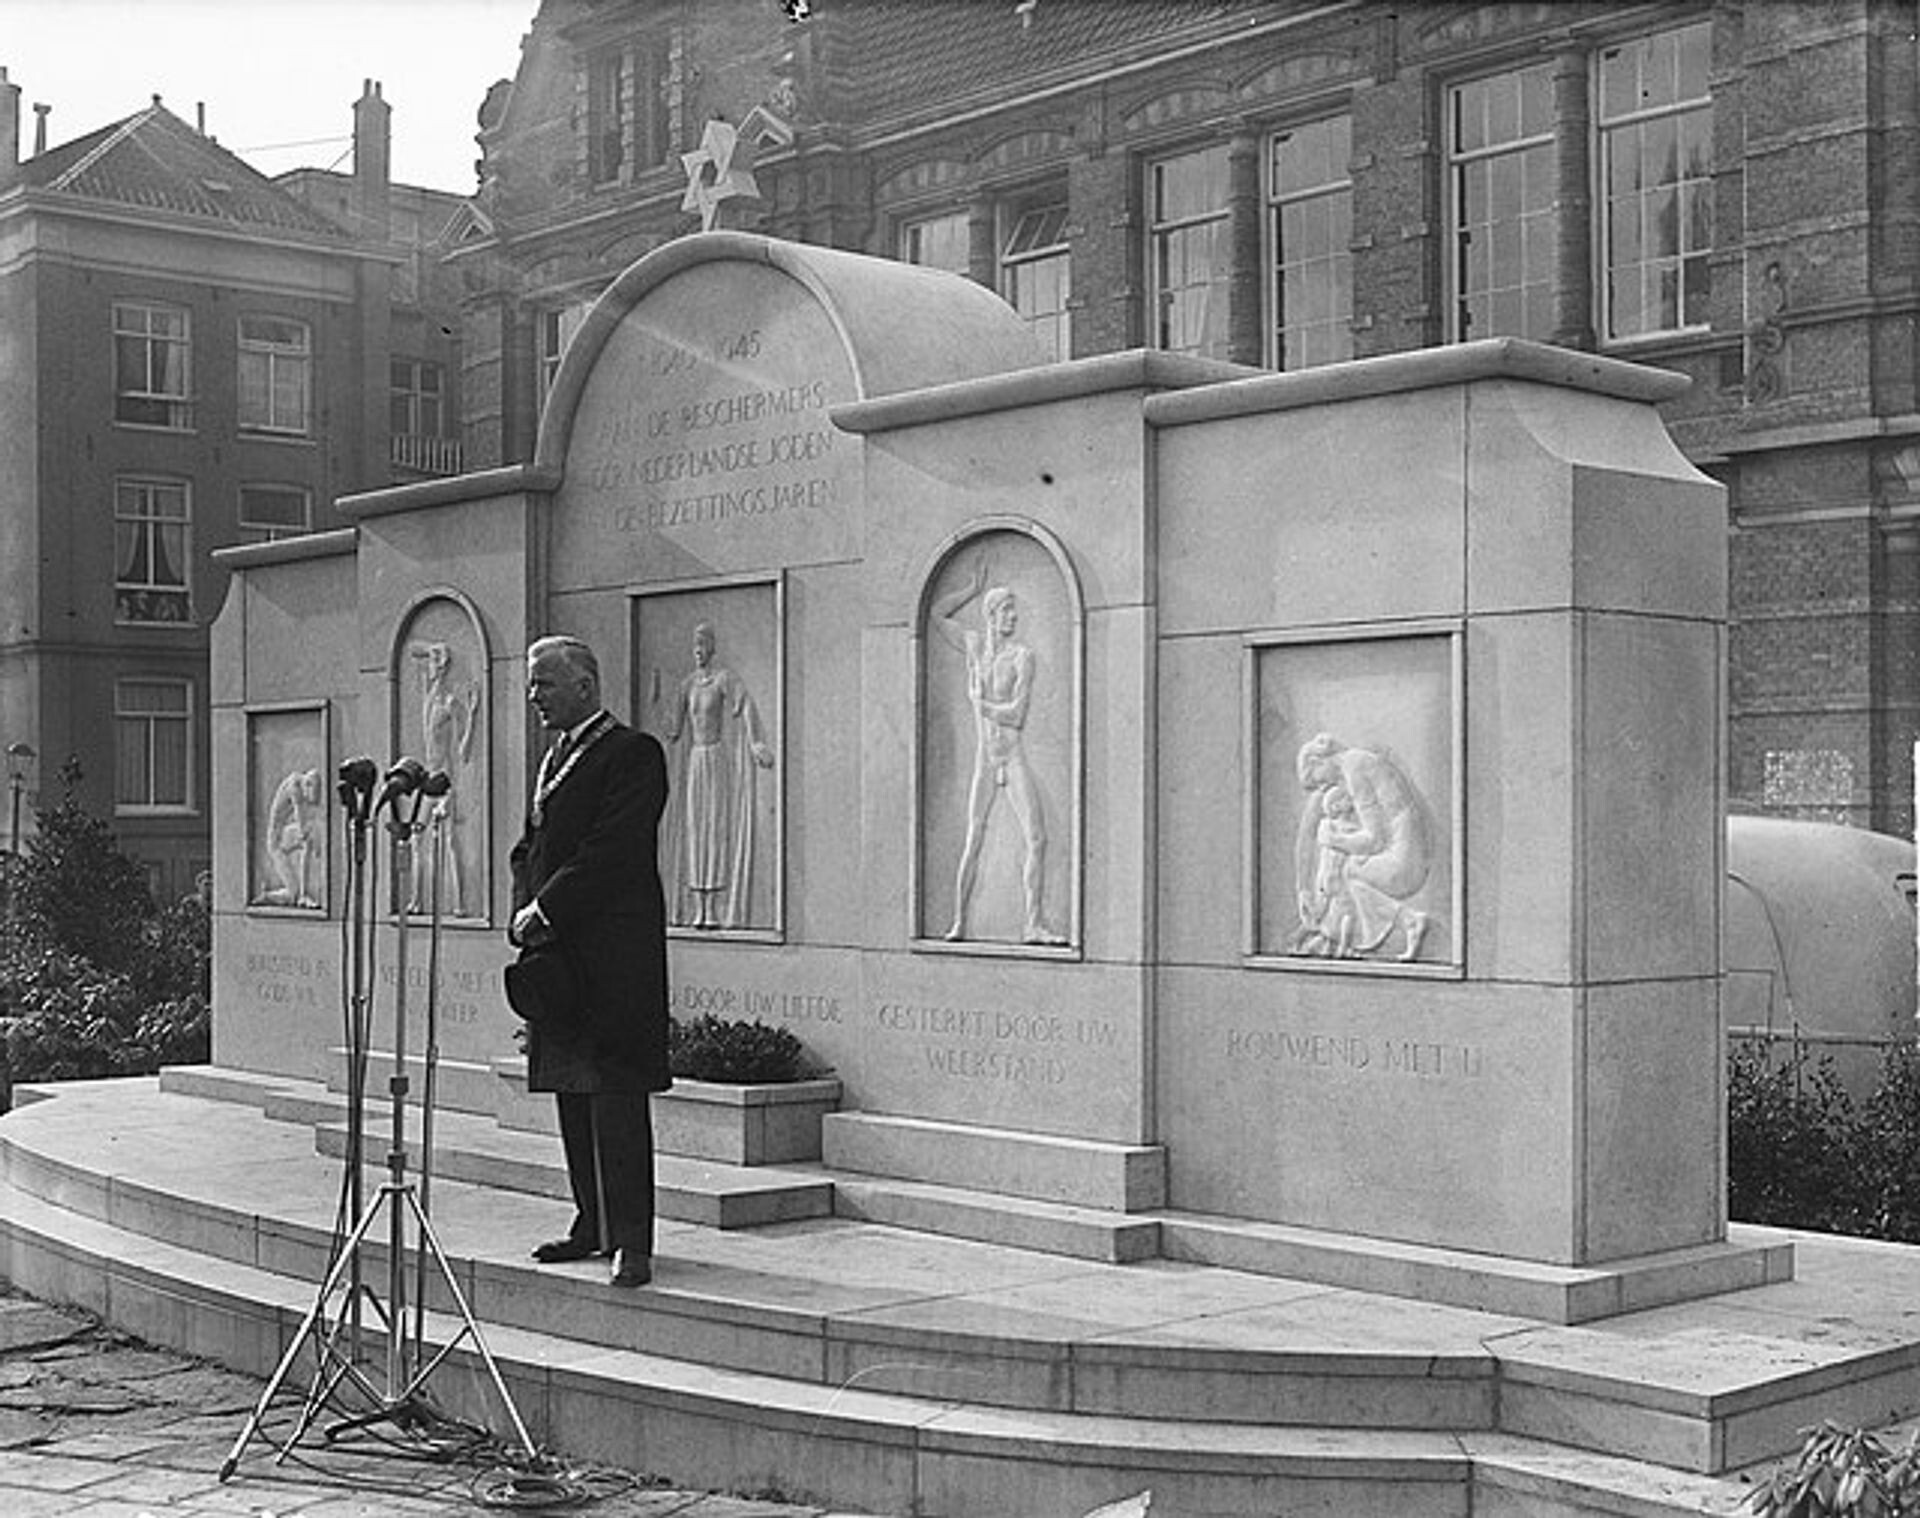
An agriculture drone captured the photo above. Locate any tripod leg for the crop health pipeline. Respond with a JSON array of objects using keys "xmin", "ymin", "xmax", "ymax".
[
  {"xmin": 218, "ymin": 1190, "xmax": 392, "ymax": 1480},
  {"xmin": 392, "ymin": 1187, "xmax": 539, "ymax": 1458}
]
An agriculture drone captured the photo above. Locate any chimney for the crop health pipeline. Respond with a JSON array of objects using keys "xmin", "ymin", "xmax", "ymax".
[
  {"xmin": 33, "ymin": 103, "xmax": 48, "ymax": 156},
  {"xmin": 352, "ymin": 78, "xmax": 391, "ymax": 235},
  {"xmin": 0, "ymin": 68, "xmax": 18, "ymax": 174}
]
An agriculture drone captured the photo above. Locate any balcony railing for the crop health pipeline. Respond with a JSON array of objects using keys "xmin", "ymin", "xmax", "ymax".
[{"xmin": 391, "ymin": 433, "xmax": 464, "ymax": 477}]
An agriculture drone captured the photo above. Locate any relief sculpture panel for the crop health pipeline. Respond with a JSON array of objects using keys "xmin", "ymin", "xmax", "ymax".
[
  {"xmin": 918, "ymin": 526, "xmax": 1080, "ymax": 951},
  {"xmin": 1252, "ymin": 630, "xmax": 1459, "ymax": 970},
  {"xmin": 248, "ymin": 705, "xmax": 328, "ymax": 911},
  {"xmin": 1292, "ymin": 734, "xmax": 1434, "ymax": 962},
  {"xmin": 634, "ymin": 578, "xmax": 783, "ymax": 937},
  {"xmin": 392, "ymin": 596, "xmax": 488, "ymax": 920}
]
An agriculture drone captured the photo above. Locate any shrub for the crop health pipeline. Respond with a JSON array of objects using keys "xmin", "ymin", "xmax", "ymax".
[
  {"xmin": 1726, "ymin": 1035, "xmax": 1920, "ymax": 1246},
  {"xmin": 1748, "ymin": 1420, "xmax": 1920, "ymax": 1516},
  {"xmin": 0, "ymin": 760, "xmax": 211, "ymax": 1087},
  {"xmin": 1726, "ymin": 1035, "xmax": 1867, "ymax": 1234},
  {"xmin": 669, "ymin": 1014, "xmax": 821, "ymax": 1084},
  {"xmin": 1854, "ymin": 1041, "xmax": 1920, "ymax": 1242},
  {"xmin": 0, "ymin": 941, "xmax": 209, "ymax": 1083},
  {"xmin": 10, "ymin": 767, "xmax": 157, "ymax": 977}
]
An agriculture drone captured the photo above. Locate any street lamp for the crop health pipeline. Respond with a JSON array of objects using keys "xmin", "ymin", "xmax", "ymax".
[{"xmin": 6, "ymin": 741, "xmax": 34, "ymax": 860}]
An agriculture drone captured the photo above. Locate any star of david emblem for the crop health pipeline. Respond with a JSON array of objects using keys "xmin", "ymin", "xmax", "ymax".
[{"xmin": 680, "ymin": 118, "xmax": 759, "ymax": 232}]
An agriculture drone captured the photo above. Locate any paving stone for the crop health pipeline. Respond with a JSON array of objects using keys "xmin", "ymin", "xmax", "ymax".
[
  {"xmin": 0, "ymin": 1284, "xmax": 864, "ymax": 1517},
  {"xmin": 0, "ymin": 1302, "xmax": 89, "ymax": 1354}
]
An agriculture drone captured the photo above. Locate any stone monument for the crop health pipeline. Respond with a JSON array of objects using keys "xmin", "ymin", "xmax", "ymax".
[{"xmin": 210, "ymin": 232, "xmax": 1774, "ymax": 1319}]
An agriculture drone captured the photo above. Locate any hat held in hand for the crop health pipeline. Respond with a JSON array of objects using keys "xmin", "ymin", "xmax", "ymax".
[{"xmin": 504, "ymin": 946, "xmax": 580, "ymax": 1029}]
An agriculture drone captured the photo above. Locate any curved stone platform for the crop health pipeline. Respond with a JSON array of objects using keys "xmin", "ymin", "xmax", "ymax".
[{"xmin": 3, "ymin": 1074, "xmax": 1915, "ymax": 1516}]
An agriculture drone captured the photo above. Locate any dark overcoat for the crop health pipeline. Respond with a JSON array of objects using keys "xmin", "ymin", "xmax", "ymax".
[{"xmin": 509, "ymin": 720, "xmax": 670, "ymax": 1094}]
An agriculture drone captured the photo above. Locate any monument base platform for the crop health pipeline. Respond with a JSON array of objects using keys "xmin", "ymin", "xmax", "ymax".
[
  {"xmin": 1, "ymin": 1072, "xmax": 1906, "ymax": 1517},
  {"xmin": 820, "ymin": 1110, "xmax": 1792, "ymax": 1325}
]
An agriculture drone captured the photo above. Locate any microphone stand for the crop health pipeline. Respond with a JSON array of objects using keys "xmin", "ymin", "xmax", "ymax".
[
  {"xmin": 220, "ymin": 764, "xmax": 534, "ymax": 1481},
  {"xmin": 337, "ymin": 763, "xmax": 376, "ymax": 1365},
  {"xmin": 412, "ymin": 784, "xmax": 449, "ymax": 1363}
]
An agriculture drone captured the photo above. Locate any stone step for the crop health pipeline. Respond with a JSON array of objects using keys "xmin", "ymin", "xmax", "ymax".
[
  {"xmin": 0, "ymin": 1103, "xmax": 1496, "ymax": 1434},
  {"xmin": 823, "ymin": 1109, "xmax": 1168, "ymax": 1212},
  {"xmin": 819, "ymin": 1108, "xmax": 1792, "ymax": 1325},
  {"xmin": 140, "ymin": 1065, "xmax": 1902, "ymax": 1478},
  {"xmin": 167, "ymin": 1067, "xmax": 1793, "ymax": 1329},
  {"xmin": 1157, "ymin": 1212, "xmax": 1796, "ymax": 1327},
  {"xmin": 162, "ymin": 1065, "xmax": 835, "ymax": 1229},
  {"xmin": 14, "ymin": 1077, "xmax": 1917, "ymax": 1495},
  {"xmin": 0, "ymin": 1127, "xmax": 1761, "ymax": 1518},
  {"xmin": 833, "ymin": 1170, "xmax": 1163, "ymax": 1264}
]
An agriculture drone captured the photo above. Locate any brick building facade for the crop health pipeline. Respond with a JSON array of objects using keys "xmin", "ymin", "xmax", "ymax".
[
  {"xmin": 0, "ymin": 77, "xmax": 466, "ymax": 899},
  {"xmin": 455, "ymin": 0, "xmax": 1920, "ymax": 833}
]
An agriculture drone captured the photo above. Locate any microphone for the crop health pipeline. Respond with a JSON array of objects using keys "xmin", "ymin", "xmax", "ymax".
[
  {"xmin": 374, "ymin": 757, "xmax": 427, "ymax": 811},
  {"xmin": 336, "ymin": 756, "xmax": 377, "ymax": 811},
  {"xmin": 419, "ymin": 770, "xmax": 453, "ymax": 799}
]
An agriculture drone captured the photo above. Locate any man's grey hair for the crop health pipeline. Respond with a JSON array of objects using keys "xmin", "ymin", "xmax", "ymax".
[{"xmin": 528, "ymin": 635, "xmax": 599, "ymax": 686}]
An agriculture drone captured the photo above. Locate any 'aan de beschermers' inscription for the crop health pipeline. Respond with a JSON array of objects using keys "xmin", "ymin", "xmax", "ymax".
[{"xmin": 580, "ymin": 332, "xmax": 839, "ymax": 536}]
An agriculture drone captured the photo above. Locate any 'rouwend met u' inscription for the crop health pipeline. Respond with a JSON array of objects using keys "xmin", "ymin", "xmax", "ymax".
[{"xmin": 1226, "ymin": 1027, "xmax": 1486, "ymax": 1078}]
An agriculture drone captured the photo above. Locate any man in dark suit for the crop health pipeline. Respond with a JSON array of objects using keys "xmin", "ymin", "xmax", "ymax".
[{"xmin": 508, "ymin": 635, "xmax": 669, "ymax": 1288}]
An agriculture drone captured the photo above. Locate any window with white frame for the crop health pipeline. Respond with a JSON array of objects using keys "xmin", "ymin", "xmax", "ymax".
[
  {"xmin": 115, "ymin": 678, "xmax": 192, "ymax": 812},
  {"xmin": 238, "ymin": 484, "xmax": 311, "ymax": 545},
  {"xmin": 1448, "ymin": 61, "xmax": 1555, "ymax": 341},
  {"xmin": 1149, "ymin": 144, "xmax": 1231, "ymax": 360},
  {"xmin": 237, "ymin": 315, "xmax": 312, "ymax": 435},
  {"xmin": 114, "ymin": 477, "xmax": 192, "ymax": 625},
  {"xmin": 539, "ymin": 302, "xmax": 594, "ymax": 414},
  {"xmin": 1269, "ymin": 116, "xmax": 1353, "ymax": 370},
  {"xmin": 1000, "ymin": 200, "xmax": 1070, "ymax": 362},
  {"xmin": 390, "ymin": 358, "xmax": 445, "ymax": 438},
  {"xmin": 900, "ymin": 210, "xmax": 970, "ymax": 275},
  {"xmin": 113, "ymin": 301, "xmax": 193, "ymax": 429},
  {"xmin": 1599, "ymin": 22, "xmax": 1713, "ymax": 340}
]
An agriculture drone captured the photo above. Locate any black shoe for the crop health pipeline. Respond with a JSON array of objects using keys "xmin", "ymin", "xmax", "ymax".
[
  {"xmin": 531, "ymin": 1236, "xmax": 600, "ymax": 1264},
  {"xmin": 609, "ymin": 1248, "xmax": 651, "ymax": 1287}
]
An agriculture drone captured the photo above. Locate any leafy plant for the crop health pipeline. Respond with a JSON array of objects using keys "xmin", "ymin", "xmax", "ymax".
[
  {"xmin": 1749, "ymin": 1421, "xmax": 1920, "ymax": 1516},
  {"xmin": 0, "ymin": 760, "xmax": 211, "ymax": 1089},
  {"xmin": 10, "ymin": 761, "xmax": 159, "ymax": 976},
  {"xmin": 1726, "ymin": 1036, "xmax": 1867, "ymax": 1234},
  {"xmin": 1854, "ymin": 1041, "xmax": 1920, "ymax": 1242},
  {"xmin": 668, "ymin": 1014, "xmax": 822, "ymax": 1084}
]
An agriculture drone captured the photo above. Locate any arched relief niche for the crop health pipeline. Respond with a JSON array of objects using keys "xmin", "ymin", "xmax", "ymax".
[
  {"xmin": 390, "ymin": 592, "xmax": 491, "ymax": 923},
  {"xmin": 915, "ymin": 522, "xmax": 1082, "ymax": 955},
  {"xmin": 632, "ymin": 574, "xmax": 785, "ymax": 941}
]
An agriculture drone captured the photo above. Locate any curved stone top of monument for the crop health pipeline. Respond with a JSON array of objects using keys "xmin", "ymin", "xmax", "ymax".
[
  {"xmin": 1142, "ymin": 337, "xmax": 1692, "ymax": 429},
  {"xmin": 534, "ymin": 231, "xmax": 1050, "ymax": 472}
]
